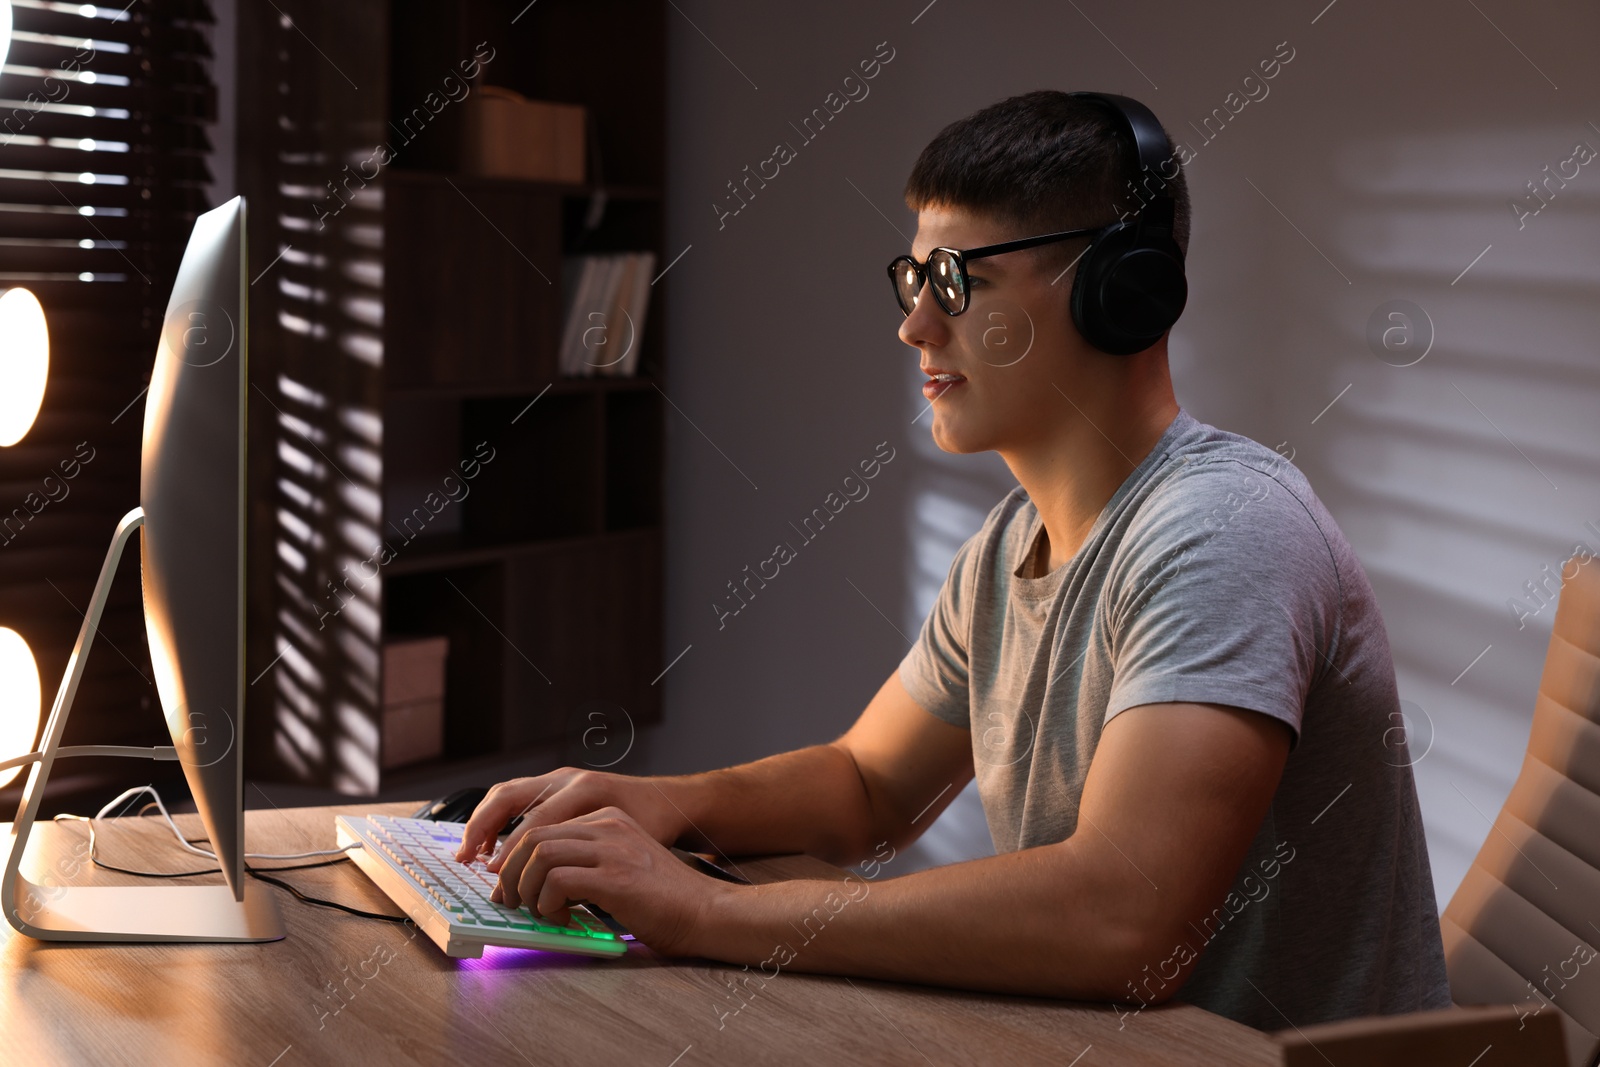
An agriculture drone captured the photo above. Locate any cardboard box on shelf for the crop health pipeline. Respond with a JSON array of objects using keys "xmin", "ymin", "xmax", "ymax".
[
  {"xmin": 382, "ymin": 635, "xmax": 448, "ymax": 770},
  {"xmin": 462, "ymin": 85, "xmax": 586, "ymax": 184},
  {"xmin": 382, "ymin": 697, "xmax": 444, "ymax": 771}
]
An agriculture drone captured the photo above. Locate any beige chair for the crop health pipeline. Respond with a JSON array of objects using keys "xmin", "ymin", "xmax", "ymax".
[
  {"xmin": 1277, "ymin": 1003, "xmax": 1564, "ymax": 1066},
  {"xmin": 1270, "ymin": 551, "xmax": 1600, "ymax": 1066},
  {"xmin": 1442, "ymin": 551, "xmax": 1600, "ymax": 1067}
]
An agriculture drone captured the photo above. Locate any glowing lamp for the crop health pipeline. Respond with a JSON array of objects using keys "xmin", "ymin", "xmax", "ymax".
[
  {"xmin": 0, "ymin": 15, "xmax": 49, "ymax": 790},
  {"xmin": 0, "ymin": 287, "xmax": 49, "ymax": 446},
  {"xmin": 0, "ymin": 627, "xmax": 41, "ymax": 788}
]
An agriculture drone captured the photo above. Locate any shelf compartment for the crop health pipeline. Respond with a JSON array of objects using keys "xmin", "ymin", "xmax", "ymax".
[
  {"xmin": 604, "ymin": 388, "xmax": 663, "ymax": 531},
  {"xmin": 500, "ymin": 531, "xmax": 662, "ymax": 752},
  {"xmin": 384, "ymin": 173, "xmax": 565, "ymax": 389},
  {"xmin": 459, "ymin": 391, "xmax": 600, "ymax": 544},
  {"xmin": 455, "ymin": 0, "xmax": 666, "ymax": 190},
  {"xmin": 383, "ymin": 562, "xmax": 506, "ymax": 760},
  {"xmin": 384, "ymin": 393, "xmax": 466, "ymax": 543},
  {"xmin": 560, "ymin": 195, "xmax": 661, "ymax": 255}
]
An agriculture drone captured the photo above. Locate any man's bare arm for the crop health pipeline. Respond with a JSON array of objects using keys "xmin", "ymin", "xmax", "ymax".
[
  {"xmin": 461, "ymin": 670, "xmax": 972, "ymax": 869},
  {"xmin": 668, "ymin": 670, "xmax": 974, "ymax": 866},
  {"xmin": 688, "ymin": 701, "xmax": 1291, "ymax": 1002}
]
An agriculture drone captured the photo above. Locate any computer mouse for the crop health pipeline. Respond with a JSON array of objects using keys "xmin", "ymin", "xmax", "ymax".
[
  {"xmin": 413, "ymin": 787, "xmax": 523, "ymax": 836},
  {"xmin": 413, "ymin": 786, "xmax": 485, "ymax": 823}
]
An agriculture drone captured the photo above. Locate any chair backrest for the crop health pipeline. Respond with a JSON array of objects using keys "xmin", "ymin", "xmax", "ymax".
[
  {"xmin": 1277, "ymin": 1004, "xmax": 1565, "ymax": 1066},
  {"xmin": 1442, "ymin": 552, "xmax": 1600, "ymax": 1067}
]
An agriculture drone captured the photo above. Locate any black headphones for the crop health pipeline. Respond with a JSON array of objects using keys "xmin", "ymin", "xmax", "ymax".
[{"xmin": 1063, "ymin": 92, "xmax": 1188, "ymax": 356}]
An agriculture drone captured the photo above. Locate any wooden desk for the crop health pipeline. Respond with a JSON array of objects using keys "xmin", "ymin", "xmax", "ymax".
[{"xmin": 1, "ymin": 802, "xmax": 1280, "ymax": 1066}]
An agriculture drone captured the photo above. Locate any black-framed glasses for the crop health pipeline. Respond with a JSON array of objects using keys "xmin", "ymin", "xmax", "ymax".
[{"xmin": 887, "ymin": 225, "xmax": 1108, "ymax": 317}]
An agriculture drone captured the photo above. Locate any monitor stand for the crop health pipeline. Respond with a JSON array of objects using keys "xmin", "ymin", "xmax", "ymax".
[{"xmin": 2, "ymin": 508, "xmax": 284, "ymax": 943}]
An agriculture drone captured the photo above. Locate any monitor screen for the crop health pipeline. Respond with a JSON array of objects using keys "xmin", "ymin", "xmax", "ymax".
[{"xmin": 141, "ymin": 195, "xmax": 248, "ymax": 898}]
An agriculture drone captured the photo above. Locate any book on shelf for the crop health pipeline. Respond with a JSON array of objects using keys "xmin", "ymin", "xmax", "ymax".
[
  {"xmin": 618, "ymin": 252, "xmax": 654, "ymax": 377},
  {"xmin": 557, "ymin": 251, "xmax": 657, "ymax": 377}
]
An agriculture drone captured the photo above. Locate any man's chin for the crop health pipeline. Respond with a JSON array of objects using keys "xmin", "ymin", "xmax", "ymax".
[{"xmin": 930, "ymin": 423, "xmax": 992, "ymax": 456}]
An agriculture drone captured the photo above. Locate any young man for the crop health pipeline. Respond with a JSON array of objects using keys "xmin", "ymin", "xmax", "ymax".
[{"xmin": 456, "ymin": 90, "xmax": 1452, "ymax": 1031}]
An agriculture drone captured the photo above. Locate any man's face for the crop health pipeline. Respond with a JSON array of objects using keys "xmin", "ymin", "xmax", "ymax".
[{"xmin": 898, "ymin": 204, "xmax": 1097, "ymax": 455}]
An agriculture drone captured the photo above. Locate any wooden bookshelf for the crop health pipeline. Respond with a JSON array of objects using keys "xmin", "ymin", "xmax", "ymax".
[{"xmin": 237, "ymin": 0, "xmax": 667, "ymax": 791}]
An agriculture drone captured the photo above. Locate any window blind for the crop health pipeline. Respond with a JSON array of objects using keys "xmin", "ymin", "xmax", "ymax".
[{"xmin": 0, "ymin": 0, "xmax": 216, "ymax": 810}]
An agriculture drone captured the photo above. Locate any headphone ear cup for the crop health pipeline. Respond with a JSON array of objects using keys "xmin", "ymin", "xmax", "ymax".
[
  {"xmin": 1070, "ymin": 222, "xmax": 1188, "ymax": 356},
  {"xmin": 1068, "ymin": 223, "xmax": 1125, "ymax": 352}
]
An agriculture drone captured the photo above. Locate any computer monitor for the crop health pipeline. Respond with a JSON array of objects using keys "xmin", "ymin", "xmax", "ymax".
[
  {"xmin": 2, "ymin": 195, "xmax": 283, "ymax": 942},
  {"xmin": 142, "ymin": 194, "xmax": 250, "ymax": 896}
]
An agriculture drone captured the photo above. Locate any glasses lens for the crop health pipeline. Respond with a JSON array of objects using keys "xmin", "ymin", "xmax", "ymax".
[
  {"xmin": 891, "ymin": 257, "xmax": 921, "ymax": 316},
  {"xmin": 928, "ymin": 249, "xmax": 966, "ymax": 314}
]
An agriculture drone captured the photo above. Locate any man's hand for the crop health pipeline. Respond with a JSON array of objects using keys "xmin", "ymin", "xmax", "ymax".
[
  {"xmin": 488, "ymin": 805, "xmax": 734, "ymax": 958},
  {"xmin": 453, "ymin": 768, "xmax": 689, "ymax": 868}
]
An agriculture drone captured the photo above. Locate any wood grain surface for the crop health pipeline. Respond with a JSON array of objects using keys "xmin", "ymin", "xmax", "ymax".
[{"xmin": 0, "ymin": 802, "xmax": 1281, "ymax": 1066}]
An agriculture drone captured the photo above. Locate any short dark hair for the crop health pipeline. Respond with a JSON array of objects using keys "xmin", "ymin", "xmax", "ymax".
[{"xmin": 901, "ymin": 90, "xmax": 1191, "ymax": 280}]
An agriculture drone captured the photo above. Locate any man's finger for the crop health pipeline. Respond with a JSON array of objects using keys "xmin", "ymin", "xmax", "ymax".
[
  {"xmin": 493, "ymin": 821, "xmax": 605, "ymax": 902},
  {"xmin": 457, "ymin": 779, "xmax": 555, "ymax": 862},
  {"xmin": 486, "ymin": 798, "xmax": 575, "ymax": 872},
  {"xmin": 484, "ymin": 808, "xmax": 545, "ymax": 870},
  {"xmin": 531, "ymin": 851, "xmax": 601, "ymax": 921},
  {"xmin": 497, "ymin": 837, "xmax": 592, "ymax": 911},
  {"xmin": 486, "ymin": 799, "xmax": 614, "ymax": 872},
  {"xmin": 455, "ymin": 794, "xmax": 518, "ymax": 861}
]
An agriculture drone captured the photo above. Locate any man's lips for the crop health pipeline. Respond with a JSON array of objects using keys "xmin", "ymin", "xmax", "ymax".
[{"xmin": 922, "ymin": 373, "xmax": 966, "ymax": 399}]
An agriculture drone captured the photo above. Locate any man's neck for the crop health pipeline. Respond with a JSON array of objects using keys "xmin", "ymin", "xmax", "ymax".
[{"xmin": 1003, "ymin": 391, "xmax": 1180, "ymax": 576}]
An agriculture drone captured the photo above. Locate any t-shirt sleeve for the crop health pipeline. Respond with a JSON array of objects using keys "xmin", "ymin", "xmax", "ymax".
[
  {"xmin": 897, "ymin": 529, "xmax": 982, "ymax": 728},
  {"xmin": 1102, "ymin": 460, "xmax": 1342, "ymax": 751}
]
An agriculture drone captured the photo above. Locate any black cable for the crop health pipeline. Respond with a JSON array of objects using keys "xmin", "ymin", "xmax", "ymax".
[
  {"xmin": 244, "ymin": 866, "xmax": 410, "ymax": 924},
  {"xmin": 51, "ymin": 813, "xmax": 412, "ymax": 925}
]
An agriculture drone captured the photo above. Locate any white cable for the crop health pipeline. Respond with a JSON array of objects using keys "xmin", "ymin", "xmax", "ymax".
[
  {"xmin": 0, "ymin": 744, "xmax": 177, "ymax": 775},
  {"xmin": 87, "ymin": 785, "xmax": 360, "ymax": 862}
]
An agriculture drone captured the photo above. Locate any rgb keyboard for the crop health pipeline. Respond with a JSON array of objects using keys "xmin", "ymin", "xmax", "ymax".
[{"xmin": 335, "ymin": 813, "xmax": 628, "ymax": 959}]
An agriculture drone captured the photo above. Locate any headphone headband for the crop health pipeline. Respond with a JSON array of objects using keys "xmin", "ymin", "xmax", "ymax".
[{"xmin": 1064, "ymin": 91, "xmax": 1176, "ymax": 213}]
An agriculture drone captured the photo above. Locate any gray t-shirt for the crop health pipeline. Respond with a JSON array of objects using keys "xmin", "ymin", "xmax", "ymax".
[{"xmin": 897, "ymin": 407, "xmax": 1451, "ymax": 1030}]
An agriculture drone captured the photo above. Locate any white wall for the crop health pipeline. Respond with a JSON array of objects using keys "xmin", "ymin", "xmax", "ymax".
[{"xmin": 642, "ymin": 0, "xmax": 1600, "ymax": 901}]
